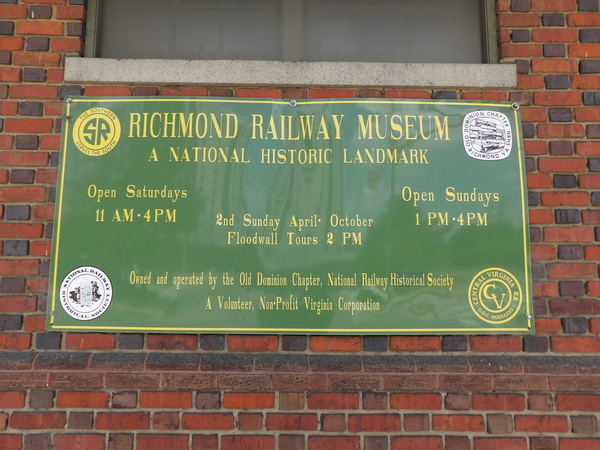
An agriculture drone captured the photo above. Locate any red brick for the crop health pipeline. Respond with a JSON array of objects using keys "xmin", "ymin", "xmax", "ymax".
[
  {"xmin": 0, "ymin": 333, "xmax": 32, "ymax": 349},
  {"xmin": 588, "ymin": 282, "xmax": 600, "ymax": 296},
  {"xmin": 228, "ymin": 335, "xmax": 277, "ymax": 352},
  {"xmin": 584, "ymin": 245, "xmax": 600, "ymax": 259},
  {"xmin": 472, "ymin": 394, "xmax": 525, "ymax": 411},
  {"xmin": 0, "ymin": 435, "xmax": 23, "ymax": 450},
  {"xmin": 238, "ymin": 413, "xmax": 263, "ymax": 430},
  {"xmin": 0, "ymin": 259, "xmax": 39, "ymax": 276},
  {"xmin": 540, "ymin": 192, "xmax": 589, "ymax": 206},
  {"xmin": 10, "ymin": 412, "xmax": 66, "ymax": 429},
  {"xmin": 235, "ymin": 88, "xmax": 283, "ymax": 98},
  {"xmin": 390, "ymin": 336, "xmax": 440, "ymax": 352},
  {"xmin": 0, "ymin": 391, "xmax": 25, "ymax": 408},
  {"xmin": 581, "ymin": 210, "xmax": 600, "ymax": 224},
  {"xmin": 532, "ymin": 29, "xmax": 578, "ymax": 42},
  {"xmin": 309, "ymin": 89, "xmax": 355, "ymax": 99},
  {"xmin": 309, "ymin": 436, "xmax": 360, "ymax": 450},
  {"xmin": 500, "ymin": 43, "xmax": 542, "ymax": 57},
  {"xmin": 266, "ymin": 413, "xmax": 318, "ymax": 430},
  {"xmin": 529, "ymin": 210, "xmax": 555, "ymax": 224},
  {"xmin": 432, "ymin": 414, "xmax": 485, "ymax": 431},
  {"xmin": 533, "ymin": 92, "xmax": 581, "ymax": 106},
  {"xmin": 533, "ymin": 281, "xmax": 559, "ymax": 297},
  {"xmin": 532, "ymin": 0, "xmax": 577, "ymax": 9},
  {"xmin": 474, "ymin": 438, "xmax": 527, "ymax": 450},
  {"xmin": 16, "ymin": 21, "xmax": 63, "ymax": 35},
  {"xmin": 527, "ymin": 174, "xmax": 552, "ymax": 189},
  {"xmin": 65, "ymin": 333, "xmax": 115, "ymax": 350},
  {"xmin": 531, "ymin": 59, "xmax": 578, "ymax": 74},
  {"xmin": 547, "ymin": 263, "xmax": 597, "ymax": 279},
  {"xmin": 160, "ymin": 87, "xmax": 208, "ymax": 96},
  {"xmin": 222, "ymin": 436, "xmax": 275, "ymax": 450},
  {"xmin": 4, "ymin": 118, "xmax": 53, "ymax": 133},
  {"xmin": 551, "ymin": 336, "xmax": 600, "ymax": 352},
  {"xmin": 470, "ymin": 336, "xmax": 521, "ymax": 352},
  {"xmin": 32, "ymin": 205, "xmax": 54, "ymax": 221},
  {"xmin": 348, "ymin": 413, "xmax": 401, "ymax": 432},
  {"xmin": 310, "ymin": 336, "xmax": 360, "ymax": 352},
  {"xmin": 27, "ymin": 277, "xmax": 47, "ymax": 293},
  {"xmin": 46, "ymin": 69, "xmax": 64, "ymax": 83},
  {"xmin": 307, "ymin": 393, "xmax": 359, "ymax": 409},
  {"xmin": 544, "ymin": 227, "xmax": 595, "ymax": 242},
  {"xmin": 0, "ymin": 36, "xmax": 25, "ymax": 51},
  {"xmin": 182, "ymin": 413, "xmax": 235, "ymax": 430},
  {"xmin": 498, "ymin": 13, "xmax": 541, "ymax": 27},
  {"xmin": 40, "ymin": 135, "xmax": 61, "ymax": 151},
  {"xmin": 12, "ymin": 52, "xmax": 62, "ymax": 67},
  {"xmin": 570, "ymin": 43, "xmax": 600, "ymax": 58},
  {"xmin": 568, "ymin": 13, "xmax": 600, "ymax": 27},
  {"xmin": 556, "ymin": 394, "xmax": 600, "ymax": 411},
  {"xmin": 0, "ymin": 101, "xmax": 18, "ymax": 115},
  {"xmin": 56, "ymin": 391, "xmax": 110, "ymax": 408},
  {"xmin": 590, "ymin": 318, "xmax": 600, "ymax": 333},
  {"xmin": 575, "ymin": 107, "xmax": 600, "ymax": 122},
  {"xmin": 56, "ymin": 5, "xmax": 86, "ymax": 19},
  {"xmin": 520, "ymin": 106, "xmax": 547, "ymax": 122},
  {"xmin": 36, "ymin": 168, "xmax": 58, "ymax": 183},
  {"xmin": 319, "ymin": 414, "xmax": 345, "ymax": 432},
  {"xmin": 391, "ymin": 437, "xmax": 443, "ymax": 450},
  {"xmin": 96, "ymin": 412, "xmax": 150, "ymax": 429},
  {"xmin": 580, "ymin": 175, "xmax": 600, "ymax": 189},
  {"xmin": 9, "ymin": 85, "xmax": 57, "ymax": 99},
  {"xmin": 0, "ymin": 4, "xmax": 27, "ymax": 18},
  {"xmin": 572, "ymin": 76, "xmax": 600, "ymax": 90},
  {"xmin": 0, "ymin": 186, "xmax": 46, "ymax": 202},
  {"xmin": 537, "ymin": 124, "xmax": 585, "ymax": 138},
  {"xmin": 147, "ymin": 334, "xmax": 196, "ymax": 350},
  {"xmin": 524, "ymin": 140, "xmax": 547, "ymax": 155},
  {"xmin": 23, "ymin": 314, "xmax": 45, "ymax": 331},
  {"xmin": 390, "ymin": 393, "xmax": 442, "ymax": 410},
  {"xmin": 137, "ymin": 434, "xmax": 189, "ymax": 450},
  {"xmin": 84, "ymin": 86, "xmax": 132, "ymax": 96},
  {"xmin": 535, "ymin": 318, "xmax": 561, "ymax": 333},
  {"xmin": 559, "ymin": 439, "xmax": 600, "ymax": 450},
  {"xmin": 385, "ymin": 90, "xmax": 431, "ymax": 99},
  {"xmin": 0, "ymin": 152, "xmax": 49, "ymax": 167},
  {"xmin": 0, "ymin": 68, "xmax": 21, "ymax": 82},
  {"xmin": 222, "ymin": 392, "xmax": 274, "ymax": 409},
  {"xmin": 515, "ymin": 415, "xmax": 568, "ymax": 432},
  {"xmin": 139, "ymin": 391, "xmax": 192, "ymax": 409},
  {"xmin": 51, "ymin": 37, "xmax": 83, "ymax": 53},
  {"xmin": 0, "ymin": 223, "xmax": 43, "ymax": 238}
]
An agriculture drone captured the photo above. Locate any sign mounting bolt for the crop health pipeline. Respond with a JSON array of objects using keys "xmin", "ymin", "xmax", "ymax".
[
  {"xmin": 512, "ymin": 102, "xmax": 520, "ymax": 110},
  {"xmin": 289, "ymin": 100, "xmax": 297, "ymax": 108},
  {"xmin": 525, "ymin": 313, "xmax": 532, "ymax": 320}
]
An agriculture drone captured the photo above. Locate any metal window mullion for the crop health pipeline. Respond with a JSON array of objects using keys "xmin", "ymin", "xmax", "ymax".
[
  {"xmin": 84, "ymin": 0, "xmax": 102, "ymax": 57},
  {"xmin": 482, "ymin": 0, "xmax": 498, "ymax": 63},
  {"xmin": 281, "ymin": 0, "xmax": 303, "ymax": 61}
]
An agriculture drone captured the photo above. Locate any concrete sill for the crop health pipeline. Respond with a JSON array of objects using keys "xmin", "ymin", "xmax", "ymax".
[{"xmin": 65, "ymin": 57, "xmax": 517, "ymax": 89}]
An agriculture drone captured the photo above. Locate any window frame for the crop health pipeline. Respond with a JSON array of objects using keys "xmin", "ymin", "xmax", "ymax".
[
  {"xmin": 70, "ymin": 0, "xmax": 515, "ymax": 89},
  {"xmin": 84, "ymin": 0, "xmax": 499, "ymax": 64}
]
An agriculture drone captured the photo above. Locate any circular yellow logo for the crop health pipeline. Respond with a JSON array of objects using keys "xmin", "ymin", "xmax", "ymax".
[
  {"xmin": 468, "ymin": 268, "xmax": 522, "ymax": 324},
  {"xmin": 72, "ymin": 108, "xmax": 121, "ymax": 156}
]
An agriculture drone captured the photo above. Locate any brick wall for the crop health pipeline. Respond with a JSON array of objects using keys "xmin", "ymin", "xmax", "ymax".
[{"xmin": 1, "ymin": 0, "xmax": 600, "ymax": 449}]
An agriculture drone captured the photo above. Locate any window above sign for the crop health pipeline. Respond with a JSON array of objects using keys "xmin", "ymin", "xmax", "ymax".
[
  {"xmin": 86, "ymin": 0, "xmax": 498, "ymax": 64},
  {"xmin": 69, "ymin": 0, "xmax": 516, "ymax": 88}
]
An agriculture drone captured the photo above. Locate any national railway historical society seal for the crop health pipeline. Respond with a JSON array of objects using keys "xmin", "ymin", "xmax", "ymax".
[
  {"xmin": 60, "ymin": 266, "xmax": 113, "ymax": 320},
  {"xmin": 468, "ymin": 268, "xmax": 522, "ymax": 324},
  {"xmin": 72, "ymin": 107, "xmax": 121, "ymax": 156},
  {"xmin": 463, "ymin": 110, "xmax": 512, "ymax": 161}
]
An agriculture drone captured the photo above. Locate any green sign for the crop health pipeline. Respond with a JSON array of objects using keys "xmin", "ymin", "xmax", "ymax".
[{"xmin": 48, "ymin": 97, "xmax": 533, "ymax": 334}]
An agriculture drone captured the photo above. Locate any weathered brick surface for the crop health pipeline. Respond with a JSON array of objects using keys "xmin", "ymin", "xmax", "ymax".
[{"xmin": 0, "ymin": 2, "xmax": 598, "ymax": 448}]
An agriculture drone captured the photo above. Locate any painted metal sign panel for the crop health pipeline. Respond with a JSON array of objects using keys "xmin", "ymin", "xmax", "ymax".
[{"xmin": 47, "ymin": 97, "xmax": 533, "ymax": 334}]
